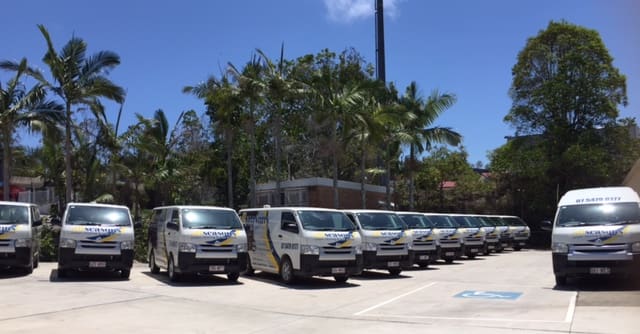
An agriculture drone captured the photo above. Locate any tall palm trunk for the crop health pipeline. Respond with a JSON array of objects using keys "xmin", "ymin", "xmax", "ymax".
[
  {"xmin": 64, "ymin": 102, "xmax": 73, "ymax": 203},
  {"xmin": 274, "ymin": 108, "xmax": 282, "ymax": 206},
  {"xmin": 332, "ymin": 122, "xmax": 339, "ymax": 209},
  {"xmin": 225, "ymin": 128, "xmax": 234, "ymax": 209},
  {"xmin": 385, "ymin": 150, "xmax": 392, "ymax": 210},
  {"xmin": 360, "ymin": 136, "xmax": 367, "ymax": 209},
  {"xmin": 409, "ymin": 143, "xmax": 416, "ymax": 211},
  {"xmin": 2, "ymin": 127, "xmax": 11, "ymax": 201},
  {"xmin": 249, "ymin": 104, "xmax": 257, "ymax": 208}
]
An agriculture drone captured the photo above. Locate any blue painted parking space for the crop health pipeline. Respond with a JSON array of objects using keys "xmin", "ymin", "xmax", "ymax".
[{"xmin": 454, "ymin": 290, "xmax": 522, "ymax": 300}]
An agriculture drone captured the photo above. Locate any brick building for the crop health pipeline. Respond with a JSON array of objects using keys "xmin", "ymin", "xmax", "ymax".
[{"xmin": 255, "ymin": 177, "xmax": 391, "ymax": 209}]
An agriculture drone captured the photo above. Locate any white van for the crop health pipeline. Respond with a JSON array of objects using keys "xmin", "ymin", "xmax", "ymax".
[
  {"xmin": 57, "ymin": 203, "xmax": 135, "ymax": 278},
  {"xmin": 549, "ymin": 186, "xmax": 640, "ymax": 285},
  {"xmin": 0, "ymin": 201, "xmax": 42, "ymax": 274},
  {"xmin": 240, "ymin": 207, "xmax": 362, "ymax": 283},
  {"xmin": 471, "ymin": 215, "xmax": 501, "ymax": 253},
  {"xmin": 343, "ymin": 209, "xmax": 412, "ymax": 276},
  {"xmin": 498, "ymin": 215, "xmax": 530, "ymax": 251},
  {"xmin": 448, "ymin": 214, "xmax": 486, "ymax": 259},
  {"xmin": 148, "ymin": 206, "xmax": 247, "ymax": 282},
  {"xmin": 423, "ymin": 213, "xmax": 463, "ymax": 263},
  {"xmin": 396, "ymin": 211, "xmax": 437, "ymax": 267}
]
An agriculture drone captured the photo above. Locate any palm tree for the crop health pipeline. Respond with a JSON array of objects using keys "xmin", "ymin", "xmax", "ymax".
[
  {"xmin": 34, "ymin": 24, "xmax": 125, "ymax": 204},
  {"xmin": 184, "ymin": 72, "xmax": 241, "ymax": 208},
  {"xmin": 229, "ymin": 56, "xmax": 263, "ymax": 208},
  {"xmin": 400, "ymin": 82, "xmax": 461, "ymax": 210},
  {"xmin": 0, "ymin": 58, "xmax": 62, "ymax": 200}
]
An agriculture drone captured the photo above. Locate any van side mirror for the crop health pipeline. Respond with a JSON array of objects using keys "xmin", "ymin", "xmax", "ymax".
[
  {"xmin": 33, "ymin": 219, "xmax": 43, "ymax": 227},
  {"xmin": 50, "ymin": 217, "xmax": 62, "ymax": 226},
  {"xmin": 540, "ymin": 220, "xmax": 553, "ymax": 231},
  {"xmin": 282, "ymin": 221, "xmax": 299, "ymax": 233},
  {"xmin": 167, "ymin": 222, "xmax": 179, "ymax": 231}
]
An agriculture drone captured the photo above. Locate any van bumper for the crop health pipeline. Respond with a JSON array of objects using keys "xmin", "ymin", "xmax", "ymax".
[
  {"xmin": 552, "ymin": 253, "xmax": 640, "ymax": 277},
  {"xmin": 298, "ymin": 254, "xmax": 363, "ymax": 276},
  {"xmin": 439, "ymin": 246, "xmax": 462, "ymax": 260},
  {"xmin": 362, "ymin": 251, "xmax": 413, "ymax": 270},
  {"xmin": 461, "ymin": 243, "xmax": 483, "ymax": 257},
  {"xmin": 0, "ymin": 247, "xmax": 31, "ymax": 268},
  {"xmin": 176, "ymin": 252, "xmax": 248, "ymax": 274},
  {"xmin": 58, "ymin": 249, "xmax": 134, "ymax": 270},
  {"xmin": 409, "ymin": 249, "xmax": 437, "ymax": 266}
]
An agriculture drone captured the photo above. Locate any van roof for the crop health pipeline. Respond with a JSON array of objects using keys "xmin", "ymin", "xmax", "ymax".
[
  {"xmin": 342, "ymin": 209, "xmax": 397, "ymax": 214},
  {"xmin": 0, "ymin": 201, "xmax": 34, "ymax": 207},
  {"xmin": 558, "ymin": 186, "xmax": 640, "ymax": 206},
  {"xmin": 67, "ymin": 202, "xmax": 130, "ymax": 210},
  {"xmin": 239, "ymin": 207, "xmax": 342, "ymax": 212},
  {"xmin": 153, "ymin": 205, "xmax": 235, "ymax": 212}
]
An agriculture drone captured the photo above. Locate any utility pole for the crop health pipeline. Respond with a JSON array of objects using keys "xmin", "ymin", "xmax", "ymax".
[{"xmin": 375, "ymin": 0, "xmax": 386, "ymax": 82}]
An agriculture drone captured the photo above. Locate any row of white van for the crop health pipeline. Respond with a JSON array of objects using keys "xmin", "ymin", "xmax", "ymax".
[{"xmin": 0, "ymin": 200, "xmax": 530, "ymax": 284}]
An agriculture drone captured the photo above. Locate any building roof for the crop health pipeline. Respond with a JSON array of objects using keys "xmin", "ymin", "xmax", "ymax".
[{"xmin": 256, "ymin": 177, "xmax": 389, "ymax": 194}]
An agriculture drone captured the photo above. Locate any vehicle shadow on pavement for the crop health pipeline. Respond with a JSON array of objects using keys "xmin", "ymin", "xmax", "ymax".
[
  {"xmin": 141, "ymin": 271, "xmax": 244, "ymax": 287},
  {"xmin": 48, "ymin": 269, "xmax": 129, "ymax": 282},
  {"xmin": 553, "ymin": 276, "xmax": 640, "ymax": 292},
  {"xmin": 241, "ymin": 272, "xmax": 360, "ymax": 290},
  {"xmin": 402, "ymin": 266, "xmax": 440, "ymax": 272},
  {"xmin": 0, "ymin": 268, "xmax": 30, "ymax": 278},
  {"xmin": 349, "ymin": 270, "xmax": 413, "ymax": 281}
]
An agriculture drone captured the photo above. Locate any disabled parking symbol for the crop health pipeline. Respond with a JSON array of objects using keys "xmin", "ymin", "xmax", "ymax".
[{"xmin": 454, "ymin": 290, "xmax": 522, "ymax": 300}]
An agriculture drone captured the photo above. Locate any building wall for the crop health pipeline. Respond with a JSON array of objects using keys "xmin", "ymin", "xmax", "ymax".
[{"xmin": 307, "ymin": 186, "xmax": 388, "ymax": 209}]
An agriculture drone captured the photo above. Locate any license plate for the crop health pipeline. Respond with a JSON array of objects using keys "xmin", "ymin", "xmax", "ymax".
[
  {"xmin": 590, "ymin": 267, "xmax": 610, "ymax": 275},
  {"xmin": 419, "ymin": 255, "xmax": 430, "ymax": 260},
  {"xmin": 445, "ymin": 252, "xmax": 454, "ymax": 256},
  {"xmin": 89, "ymin": 261, "xmax": 106, "ymax": 268},
  {"xmin": 209, "ymin": 265, "xmax": 225, "ymax": 272},
  {"xmin": 518, "ymin": 242, "xmax": 526, "ymax": 246},
  {"xmin": 470, "ymin": 248, "xmax": 478, "ymax": 252},
  {"xmin": 331, "ymin": 267, "xmax": 346, "ymax": 274},
  {"xmin": 488, "ymin": 245, "xmax": 495, "ymax": 249},
  {"xmin": 387, "ymin": 261, "xmax": 400, "ymax": 267},
  {"xmin": 501, "ymin": 243, "xmax": 508, "ymax": 247}
]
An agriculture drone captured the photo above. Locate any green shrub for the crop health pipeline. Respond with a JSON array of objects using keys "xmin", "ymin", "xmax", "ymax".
[{"xmin": 39, "ymin": 224, "xmax": 60, "ymax": 261}]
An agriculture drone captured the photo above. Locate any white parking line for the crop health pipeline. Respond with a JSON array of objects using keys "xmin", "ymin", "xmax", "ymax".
[
  {"xmin": 354, "ymin": 282, "xmax": 437, "ymax": 316},
  {"xmin": 357, "ymin": 314, "xmax": 569, "ymax": 323},
  {"xmin": 564, "ymin": 292, "xmax": 577, "ymax": 323}
]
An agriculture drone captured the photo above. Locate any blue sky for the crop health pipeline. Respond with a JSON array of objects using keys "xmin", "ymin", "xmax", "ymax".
[{"xmin": 2, "ymin": 0, "xmax": 638, "ymax": 165}]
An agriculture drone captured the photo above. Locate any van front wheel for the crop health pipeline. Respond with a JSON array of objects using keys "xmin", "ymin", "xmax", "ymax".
[
  {"xmin": 334, "ymin": 275, "xmax": 348, "ymax": 283},
  {"xmin": 389, "ymin": 268, "xmax": 402, "ymax": 276},
  {"xmin": 227, "ymin": 272, "xmax": 240, "ymax": 282},
  {"xmin": 280, "ymin": 258, "xmax": 295, "ymax": 284},
  {"xmin": 168, "ymin": 256, "xmax": 181, "ymax": 282},
  {"xmin": 121, "ymin": 269, "xmax": 131, "ymax": 279},
  {"xmin": 555, "ymin": 275, "xmax": 567, "ymax": 286},
  {"xmin": 149, "ymin": 249, "xmax": 160, "ymax": 274}
]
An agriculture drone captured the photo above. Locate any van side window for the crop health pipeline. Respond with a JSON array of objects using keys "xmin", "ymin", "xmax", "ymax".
[
  {"xmin": 281, "ymin": 212, "xmax": 298, "ymax": 233},
  {"xmin": 171, "ymin": 209, "xmax": 179, "ymax": 222}
]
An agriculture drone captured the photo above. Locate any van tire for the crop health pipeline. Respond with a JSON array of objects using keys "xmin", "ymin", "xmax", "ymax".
[
  {"xmin": 467, "ymin": 253, "xmax": 476, "ymax": 259},
  {"xmin": 280, "ymin": 258, "xmax": 295, "ymax": 284},
  {"xmin": 24, "ymin": 262, "xmax": 34, "ymax": 275},
  {"xmin": 418, "ymin": 263, "xmax": 429, "ymax": 268},
  {"xmin": 57, "ymin": 268, "xmax": 68, "ymax": 278},
  {"xmin": 388, "ymin": 268, "xmax": 402, "ymax": 276},
  {"xmin": 168, "ymin": 256, "xmax": 180, "ymax": 282},
  {"xmin": 227, "ymin": 272, "xmax": 240, "ymax": 282},
  {"xmin": 514, "ymin": 246, "xmax": 522, "ymax": 251},
  {"xmin": 149, "ymin": 250, "xmax": 160, "ymax": 274},
  {"xmin": 121, "ymin": 269, "xmax": 131, "ymax": 279},
  {"xmin": 555, "ymin": 275, "xmax": 567, "ymax": 286},
  {"xmin": 334, "ymin": 275, "xmax": 348, "ymax": 283},
  {"xmin": 445, "ymin": 258, "xmax": 454, "ymax": 264}
]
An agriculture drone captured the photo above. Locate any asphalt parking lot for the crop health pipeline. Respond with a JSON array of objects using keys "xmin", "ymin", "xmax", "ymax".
[{"xmin": 1, "ymin": 249, "xmax": 638, "ymax": 334}]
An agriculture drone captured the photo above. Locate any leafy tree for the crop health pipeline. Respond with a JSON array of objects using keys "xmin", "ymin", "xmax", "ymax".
[
  {"xmin": 495, "ymin": 20, "xmax": 634, "ymax": 222},
  {"xmin": 0, "ymin": 58, "xmax": 62, "ymax": 200}
]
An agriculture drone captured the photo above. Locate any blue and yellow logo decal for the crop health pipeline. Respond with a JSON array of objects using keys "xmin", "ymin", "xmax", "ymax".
[
  {"xmin": 572, "ymin": 226, "xmax": 629, "ymax": 244},
  {"xmin": 200, "ymin": 229, "xmax": 238, "ymax": 246},
  {"xmin": 314, "ymin": 231, "xmax": 355, "ymax": 248},
  {"xmin": 0, "ymin": 225, "xmax": 17, "ymax": 239},
  {"xmin": 77, "ymin": 226, "xmax": 123, "ymax": 242}
]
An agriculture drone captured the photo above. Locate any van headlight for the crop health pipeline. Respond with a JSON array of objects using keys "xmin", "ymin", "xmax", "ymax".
[
  {"xmin": 120, "ymin": 240, "xmax": 134, "ymax": 250},
  {"xmin": 300, "ymin": 244, "xmax": 320, "ymax": 255},
  {"xmin": 355, "ymin": 244, "xmax": 363, "ymax": 254},
  {"xmin": 14, "ymin": 239, "xmax": 32, "ymax": 248},
  {"xmin": 407, "ymin": 242, "xmax": 414, "ymax": 250},
  {"xmin": 552, "ymin": 242, "xmax": 568, "ymax": 253},
  {"xmin": 362, "ymin": 242, "xmax": 378, "ymax": 251},
  {"xmin": 179, "ymin": 242, "xmax": 197, "ymax": 253},
  {"xmin": 236, "ymin": 243, "xmax": 248, "ymax": 253},
  {"xmin": 631, "ymin": 242, "xmax": 640, "ymax": 253},
  {"xmin": 59, "ymin": 238, "xmax": 77, "ymax": 248}
]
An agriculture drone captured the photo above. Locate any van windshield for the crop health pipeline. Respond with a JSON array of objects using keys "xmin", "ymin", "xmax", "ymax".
[
  {"xmin": 425, "ymin": 215, "xmax": 458, "ymax": 228},
  {"xmin": 399, "ymin": 214, "xmax": 433, "ymax": 228},
  {"xmin": 502, "ymin": 217, "xmax": 528, "ymax": 227},
  {"xmin": 66, "ymin": 206, "xmax": 131, "ymax": 226},
  {"xmin": 557, "ymin": 202, "xmax": 640, "ymax": 227},
  {"xmin": 181, "ymin": 209, "xmax": 243, "ymax": 229},
  {"xmin": 451, "ymin": 215, "xmax": 481, "ymax": 228},
  {"xmin": 473, "ymin": 216, "xmax": 493, "ymax": 227},
  {"xmin": 0, "ymin": 205, "xmax": 29, "ymax": 224},
  {"xmin": 298, "ymin": 211, "xmax": 355, "ymax": 231},
  {"xmin": 356, "ymin": 212, "xmax": 406, "ymax": 230}
]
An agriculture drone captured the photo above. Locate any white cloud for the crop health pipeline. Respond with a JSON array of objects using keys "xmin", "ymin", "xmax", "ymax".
[{"xmin": 323, "ymin": 0, "xmax": 403, "ymax": 23}]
